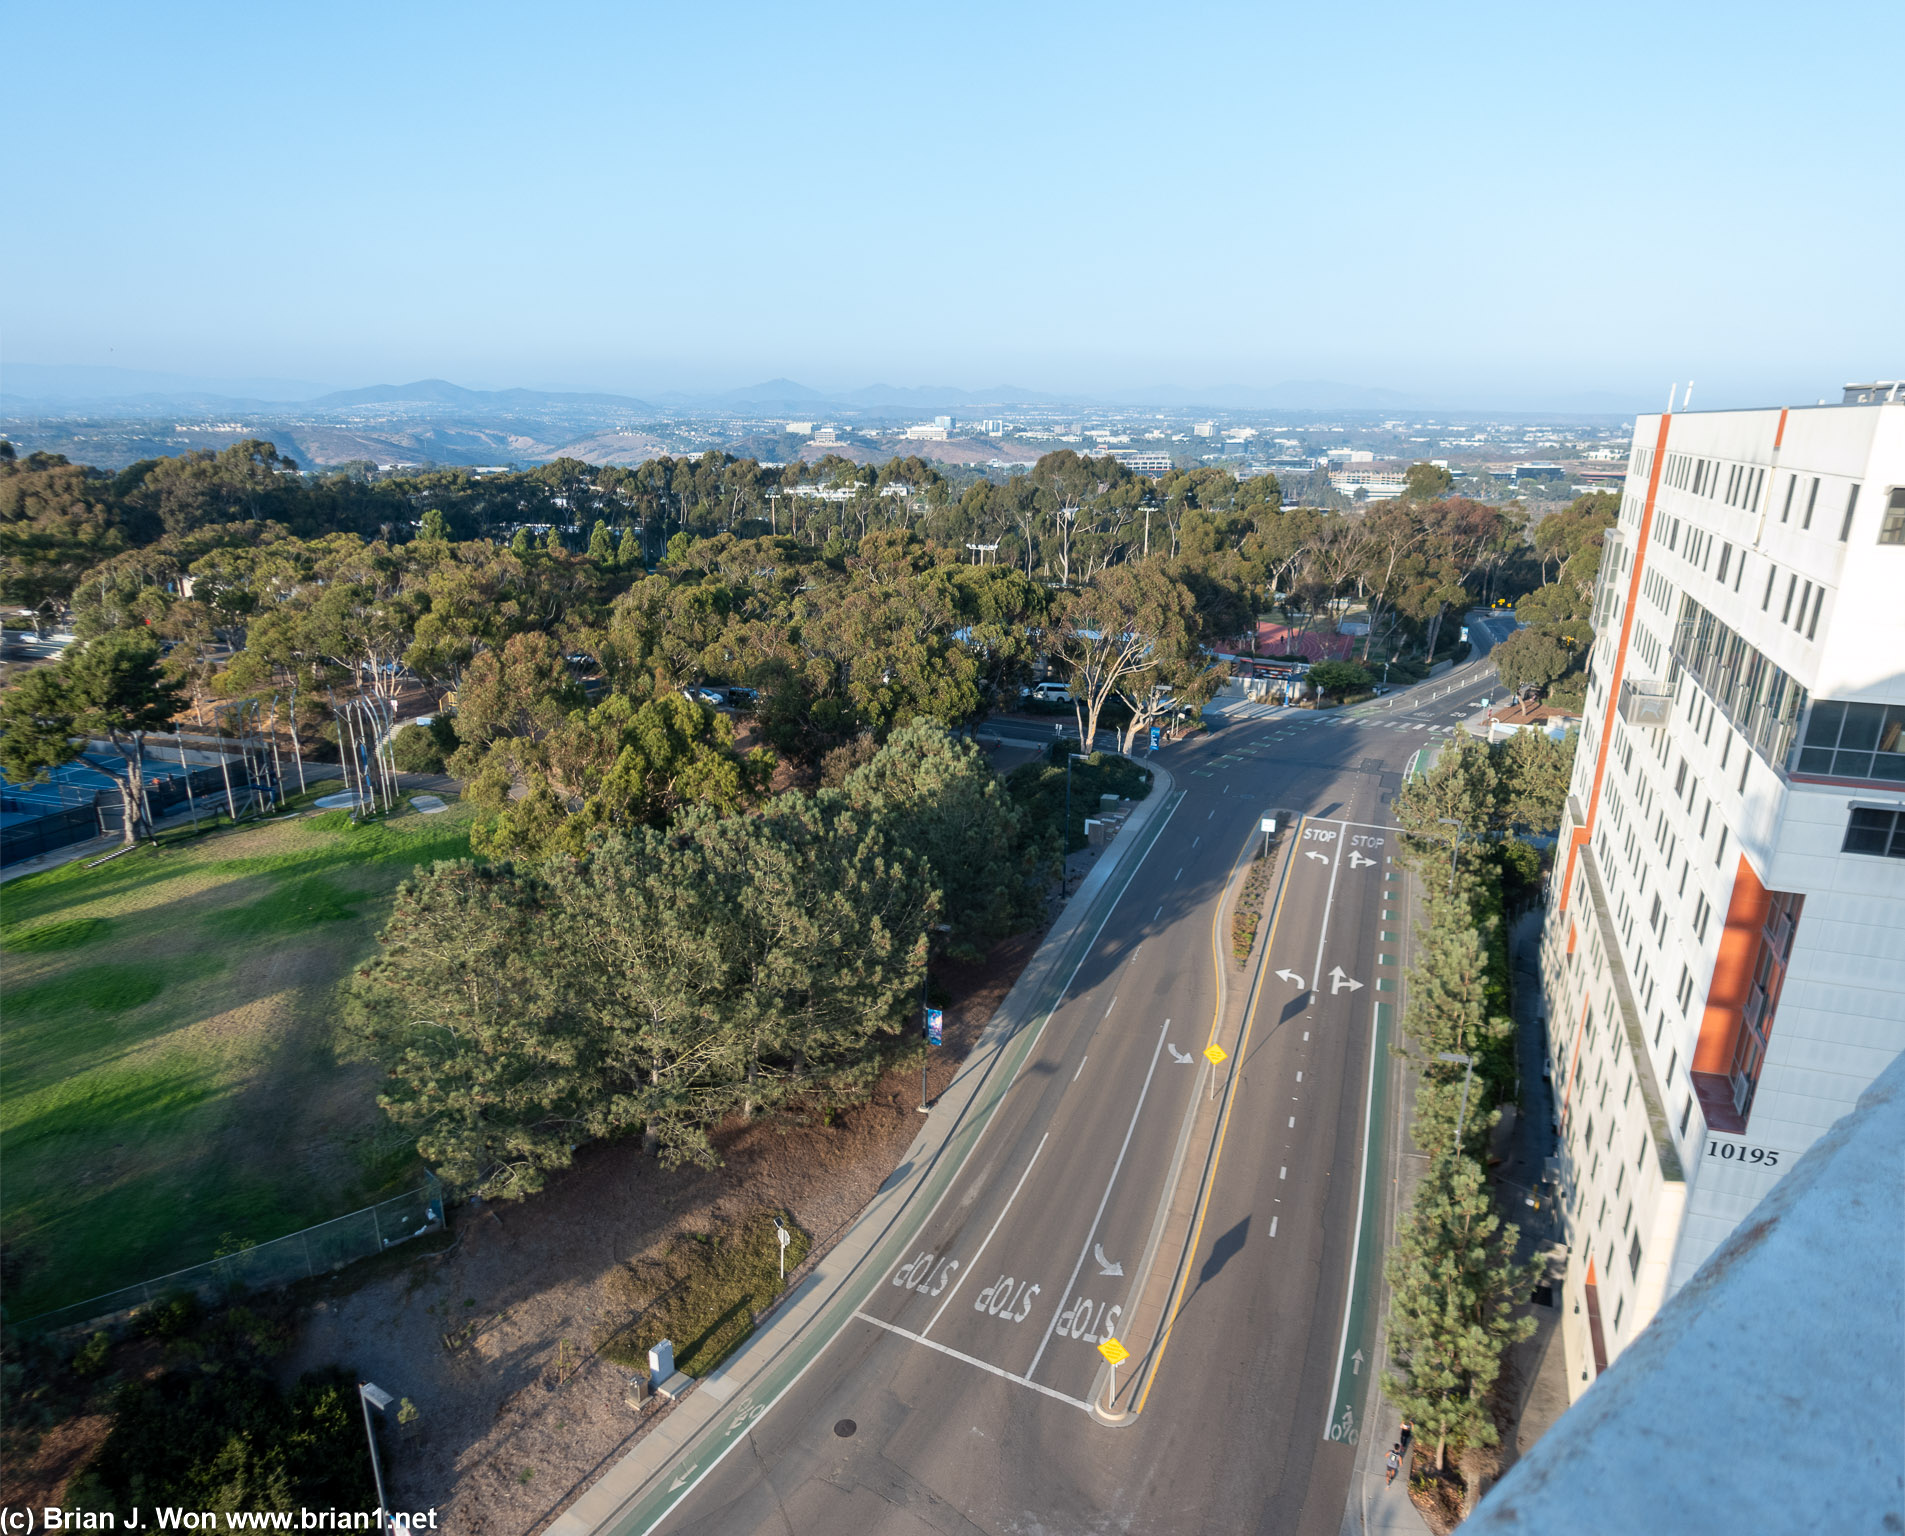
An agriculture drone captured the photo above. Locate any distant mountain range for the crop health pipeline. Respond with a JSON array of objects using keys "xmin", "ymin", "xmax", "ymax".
[{"xmin": 0, "ymin": 363, "xmax": 1644, "ymax": 420}]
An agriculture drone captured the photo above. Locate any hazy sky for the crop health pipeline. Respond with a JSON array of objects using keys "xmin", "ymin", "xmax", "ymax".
[{"xmin": 6, "ymin": 0, "xmax": 1901, "ymax": 409}]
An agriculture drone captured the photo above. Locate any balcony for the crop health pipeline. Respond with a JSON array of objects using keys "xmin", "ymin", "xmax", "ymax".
[{"xmin": 1618, "ymin": 677, "xmax": 1674, "ymax": 728}]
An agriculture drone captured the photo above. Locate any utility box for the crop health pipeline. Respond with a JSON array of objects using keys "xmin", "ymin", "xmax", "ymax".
[{"xmin": 648, "ymin": 1339, "xmax": 692, "ymax": 1401}]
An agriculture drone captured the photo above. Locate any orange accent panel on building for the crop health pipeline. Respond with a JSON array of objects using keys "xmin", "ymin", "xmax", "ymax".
[
  {"xmin": 1694, "ymin": 855, "xmax": 1772, "ymax": 1075},
  {"xmin": 1559, "ymin": 413, "xmax": 1673, "ymax": 913},
  {"xmin": 1773, "ymin": 407, "xmax": 1789, "ymax": 450}
]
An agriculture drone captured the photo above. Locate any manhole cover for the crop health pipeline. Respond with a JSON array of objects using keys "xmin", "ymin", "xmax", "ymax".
[{"xmin": 833, "ymin": 1418, "xmax": 857, "ymax": 1438}]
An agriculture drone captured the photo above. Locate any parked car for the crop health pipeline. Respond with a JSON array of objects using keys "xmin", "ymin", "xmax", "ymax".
[
  {"xmin": 1028, "ymin": 681, "xmax": 1072, "ymax": 703},
  {"xmin": 685, "ymin": 686, "xmax": 728, "ymax": 708}
]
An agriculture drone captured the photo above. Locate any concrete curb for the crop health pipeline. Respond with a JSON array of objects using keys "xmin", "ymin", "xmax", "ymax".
[{"xmin": 547, "ymin": 759, "xmax": 1182, "ymax": 1536}]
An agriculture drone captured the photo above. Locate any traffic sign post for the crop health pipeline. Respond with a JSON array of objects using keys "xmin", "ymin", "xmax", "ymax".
[
  {"xmin": 773, "ymin": 1216, "xmax": 789, "ymax": 1283},
  {"xmin": 1260, "ymin": 815, "xmax": 1276, "ymax": 858},
  {"xmin": 1204, "ymin": 1042, "xmax": 1227, "ymax": 1101},
  {"xmin": 1098, "ymin": 1335, "xmax": 1129, "ymax": 1413}
]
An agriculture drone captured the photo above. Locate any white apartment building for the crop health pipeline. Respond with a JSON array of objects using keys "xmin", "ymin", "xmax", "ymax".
[{"xmin": 1539, "ymin": 384, "xmax": 1905, "ymax": 1398}]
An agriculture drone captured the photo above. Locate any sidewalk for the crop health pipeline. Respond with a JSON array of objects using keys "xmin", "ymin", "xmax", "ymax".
[
  {"xmin": 545, "ymin": 763, "xmax": 1183, "ymax": 1536},
  {"xmin": 1490, "ymin": 907, "xmax": 1571, "ymax": 1477}
]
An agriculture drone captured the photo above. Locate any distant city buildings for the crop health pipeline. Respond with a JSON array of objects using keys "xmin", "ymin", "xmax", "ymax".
[
  {"xmin": 785, "ymin": 421, "xmax": 814, "ymax": 435},
  {"xmin": 1193, "ymin": 421, "xmax": 1216, "ymax": 437},
  {"xmin": 904, "ymin": 424, "xmax": 950, "ymax": 441},
  {"xmin": 1540, "ymin": 384, "xmax": 1905, "ymax": 1399}
]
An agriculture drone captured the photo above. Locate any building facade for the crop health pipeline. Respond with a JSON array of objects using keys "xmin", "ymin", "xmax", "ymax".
[{"xmin": 1539, "ymin": 387, "xmax": 1905, "ymax": 1397}]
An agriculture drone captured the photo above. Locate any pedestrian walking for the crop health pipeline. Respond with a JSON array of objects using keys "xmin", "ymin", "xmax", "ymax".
[
  {"xmin": 1385, "ymin": 1446, "xmax": 1401, "ymax": 1487},
  {"xmin": 1399, "ymin": 1418, "xmax": 1413, "ymax": 1450}
]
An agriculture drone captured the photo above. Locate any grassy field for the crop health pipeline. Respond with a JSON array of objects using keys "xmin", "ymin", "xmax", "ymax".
[{"xmin": 1, "ymin": 799, "xmax": 474, "ymax": 1320}]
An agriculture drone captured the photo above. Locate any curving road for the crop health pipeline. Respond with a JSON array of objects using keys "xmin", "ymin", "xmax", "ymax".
[{"xmin": 641, "ymin": 620, "xmax": 1515, "ymax": 1536}]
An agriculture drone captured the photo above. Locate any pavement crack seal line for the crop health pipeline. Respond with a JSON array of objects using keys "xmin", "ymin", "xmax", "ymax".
[
  {"xmin": 1091, "ymin": 815, "xmax": 1301, "ymax": 1424},
  {"xmin": 556, "ymin": 775, "xmax": 1185, "ymax": 1536}
]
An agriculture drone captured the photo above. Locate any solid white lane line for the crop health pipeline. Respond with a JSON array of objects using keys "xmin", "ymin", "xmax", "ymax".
[
  {"xmin": 925, "ymin": 1132, "xmax": 1050, "ymax": 1335},
  {"xmin": 1176, "ymin": 868, "xmax": 1183, "ymax": 880},
  {"xmin": 1073, "ymin": 1056, "xmax": 1088, "ymax": 1083},
  {"xmin": 1311, "ymin": 819, "xmax": 1348, "ymax": 992},
  {"xmin": 1026, "ymin": 1015, "xmax": 1173, "ymax": 1379},
  {"xmin": 854, "ymin": 1312, "xmax": 1091, "ymax": 1412}
]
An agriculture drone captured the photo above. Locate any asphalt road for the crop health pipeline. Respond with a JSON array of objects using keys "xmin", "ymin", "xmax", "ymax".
[{"xmin": 653, "ymin": 622, "xmax": 1514, "ymax": 1536}]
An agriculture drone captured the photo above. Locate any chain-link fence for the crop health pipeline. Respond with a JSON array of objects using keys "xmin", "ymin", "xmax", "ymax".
[{"xmin": 18, "ymin": 1174, "xmax": 444, "ymax": 1337}]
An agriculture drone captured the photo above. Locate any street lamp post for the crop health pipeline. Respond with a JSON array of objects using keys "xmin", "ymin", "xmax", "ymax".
[
  {"xmin": 357, "ymin": 1381, "xmax": 395, "ymax": 1529},
  {"xmin": 919, "ymin": 923, "xmax": 952, "ymax": 1113},
  {"xmin": 1436, "ymin": 816, "xmax": 1465, "ymax": 895},
  {"xmin": 1436, "ymin": 1050, "xmax": 1475, "ymax": 1149}
]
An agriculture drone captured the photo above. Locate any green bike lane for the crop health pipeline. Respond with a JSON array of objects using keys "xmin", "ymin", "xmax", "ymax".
[{"xmin": 561, "ymin": 781, "xmax": 1187, "ymax": 1536}]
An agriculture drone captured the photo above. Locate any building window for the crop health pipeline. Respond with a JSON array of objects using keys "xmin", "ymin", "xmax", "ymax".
[
  {"xmin": 1628, "ymin": 1231, "xmax": 1643, "ymax": 1279},
  {"xmin": 1796, "ymin": 701, "xmax": 1905, "ymax": 782},
  {"xmin": 1781, "ymin": 476, "xmax": 1796, "ymax": 522},
  {"xmin": 1879, "ymin": 488, "xmax": 1905, "ymax": 545},
  {"xmin": 1843, "ymin": 806, "xmax": 1905, "ymax": 859},
  {"xmin": 1803, "ymin": 477, "xmax": 1819, "ymax": 529},
  {"xmin": 1613, "ymin": 1295, "xmax": 1625, "ymax": 1331}
]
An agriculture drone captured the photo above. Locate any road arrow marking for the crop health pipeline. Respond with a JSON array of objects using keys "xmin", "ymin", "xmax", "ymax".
[
  {"xmin": 1275, "ymin": 968, "xmax": 1307, "ymax": 988},
  {"xmin": 1348, "ymin": 850, "xmax": 1377, "ymax": 868},
  {"xmin": 1352, "ymin": 1349, "xmax": 1364, "ymax": 1376},
  {"xmin": 670, "ymin": 1464, "xmax": 699, "ymax": 1491},
  {"xmin": 1305, "ymin": 851, "xmax": 1331, "ymax": 864},
  {"xmin": 1168, "ymin": 1044, "xmax": 1193, "ymax": 1063},
  {"xmin": 1094, "ymin": 1243, "xmax": 1124, "ymax": 1277},
  {"xmin": 1329, "ymin": 966, "xmax": 1364, "ymax": 995}
]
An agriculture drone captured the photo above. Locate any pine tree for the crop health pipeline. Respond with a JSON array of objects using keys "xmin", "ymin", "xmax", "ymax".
[
  {"xmin": 509, "ymin": 526, "xmax": 534, "ymax": 557},
  {"xmin": 418, "ymin": 507, "xmax": 450, "ymax": 542},
  {"xmin": 617, "ymin": 525, "xmax": 641, "ymax": 569},
  {"xmin": 1402, "ymin": 892, "xmax": 1508, "ymax": 1159},
  {"xmin": 1383, "ymin": 1154, "xmax": 1541, "ymax": 1472},
  {"xmin": 588, "ymin": 518, "xmax": 615, "ymax": 564}
]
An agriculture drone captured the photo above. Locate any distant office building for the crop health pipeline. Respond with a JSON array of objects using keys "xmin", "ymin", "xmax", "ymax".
[
  {"xmin": 1540, "ymin": 385, "xmax": 1905, "ymax": 1400},
  {"xmin": 1516, "ymin": 462, "xmax": 1568, "ymax": 482},
  {"xmin": 785, "ymin": 421, "xmax": 814, "ymax": 435},
  {"xmin": 1325, "ymin": 448, "xmax": 1376, "ymax": 464},
  {"xmin": 904, "ymin": 424, "xmax": 950, "ymax": 441},
  {"xmin": 811, "ymin": 427, "xmax": 841, "ymax": 446},
  {"xmin": 934, "ymin": 414, "xmax": 954, "ymax": 430},
  {"xmin": 979, "ymin": 418, "xmax": 1005, "ymax": 434},
  {"xmin": 1327, "ymin": 466, "xmax": 1407, "ymax": 500},
  {"xmin": 1193, "ymin": 421, "xmax": 1216, "ymax": 437},
  {"xmin": 1107, "ymin": 448, "xmax": 1173, "ymax": 476}
]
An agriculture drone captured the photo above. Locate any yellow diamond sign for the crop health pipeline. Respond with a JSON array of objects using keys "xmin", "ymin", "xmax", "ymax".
[
  {"xmin": 1204, "ymin": 1043, "xmax": 1228, "ymax": 1065},
  {"xmin": 1098, "ymin": 1336, "xmax": 1130, "ymax": 1365}
]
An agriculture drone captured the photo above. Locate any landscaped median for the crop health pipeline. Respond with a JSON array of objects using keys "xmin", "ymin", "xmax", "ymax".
[{"xmin": 542, "ymin": 762, "xmax": 1183, "ymax": 1536}]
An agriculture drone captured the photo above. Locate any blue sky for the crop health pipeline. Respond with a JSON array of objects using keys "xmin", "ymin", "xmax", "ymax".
[{"xmin": 4, "ymin": 0, "xmax": 1901, "ymax": 410}]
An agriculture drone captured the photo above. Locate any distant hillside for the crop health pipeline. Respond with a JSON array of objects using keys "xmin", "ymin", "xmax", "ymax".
[{"xmin": 313, "ymin": 379, "xmax": 655, "ymax": 411}]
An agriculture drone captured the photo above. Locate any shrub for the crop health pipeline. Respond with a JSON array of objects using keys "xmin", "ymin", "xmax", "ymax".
[
  {"xmin": 1308, "ymin": 660, "xmax": 1372, "ymax": 696},
  {"xmin": 391, "ymin": 716, "xmax": 458, "ymax": 775}
]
